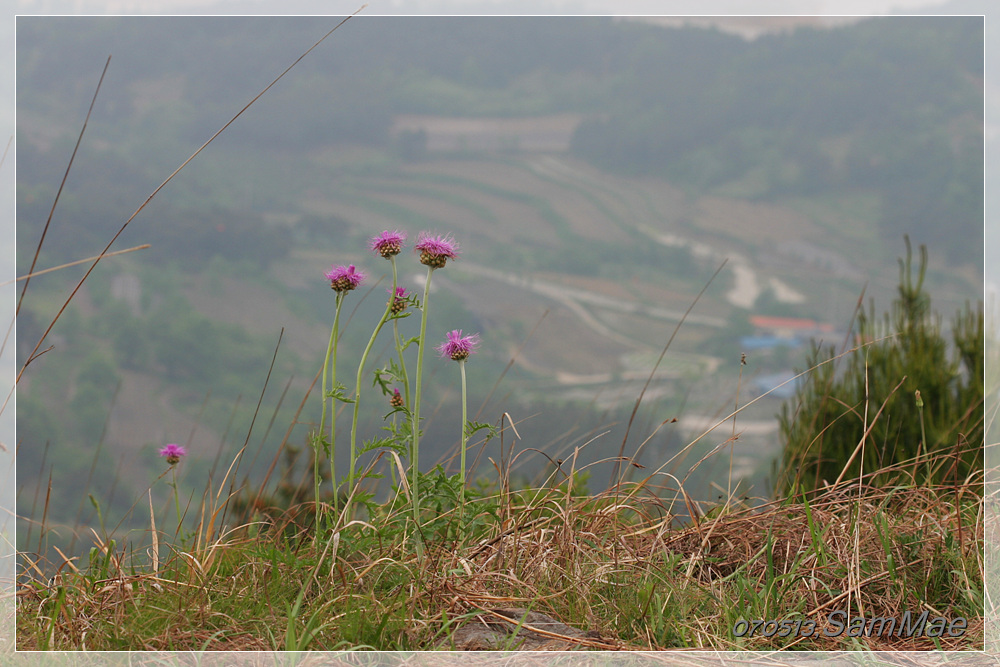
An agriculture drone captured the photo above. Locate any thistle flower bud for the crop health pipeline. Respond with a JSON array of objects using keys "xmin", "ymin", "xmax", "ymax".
[
  {"xmin": 390, "ymin": 388, "xmax": 404, "ymax": 408},
  {"xmin": 389, "ymin": 286, "xmax": 408, "ymax": 314}
]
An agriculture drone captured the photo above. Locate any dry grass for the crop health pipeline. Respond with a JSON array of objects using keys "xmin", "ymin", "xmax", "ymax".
[{"xmin": 15, "ymin": 449, "xmax": 985, "ymax": 651}]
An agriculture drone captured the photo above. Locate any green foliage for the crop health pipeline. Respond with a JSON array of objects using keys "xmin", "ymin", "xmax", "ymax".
[
  {"xmin": 75, "ymin": 351, "xmax": 121, "ymax": 395},
  {"xmin": 68, "ymin": 351, "xmax": 121, "ymax": 444},
  {"xmin": 17, "ymin": 394, "xmax": 63, "ymax": 455},
  {"xmin": 281, "ymin": 586, "xmax": 337, "ymax": 651},
  {"xmin": 142, "ymin": 293, "xmax": 273, "ymax": 391},
  {"xmin": 775, "ymin": 239, "xmax": 983, "ymax": 494},
  {"xmin": 17, "ymin": 142, "xmax": 292, "ymax": 270}
]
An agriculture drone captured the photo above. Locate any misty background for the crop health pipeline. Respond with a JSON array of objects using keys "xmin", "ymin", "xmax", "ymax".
[{"xmin": 3, "ymin": 3, "xmax": 993, "ymax": 621}]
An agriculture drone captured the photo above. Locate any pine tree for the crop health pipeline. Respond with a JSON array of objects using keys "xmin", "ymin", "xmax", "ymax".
[{"xmin": 775, "ymin": 238, "xmax": 983, "ymax": 495}]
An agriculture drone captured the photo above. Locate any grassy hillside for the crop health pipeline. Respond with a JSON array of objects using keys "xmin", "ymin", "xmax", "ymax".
[{"xmin": 10, "ymin": 15, "xmax": 988, "ymax": 653}]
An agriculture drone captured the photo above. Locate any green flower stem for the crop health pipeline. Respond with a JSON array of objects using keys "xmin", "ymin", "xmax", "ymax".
[
  {"xmin": 319, "ymin": 292, "xmax": 345, "ymax": 518},
  {"xmin": 411, "ymin": 266, "xmax": 435, "ymax": 541},
  {"xmin": 459, "ymin": 358, "xmax": 468, "ymax": 522},
  {"xmin": 348, "ymin": 258, "xmax": 399, "ymax": 493},
  {"xmin": 171, "ymin": 466, "xmax": 182, "ymax": 535},
  {"xmin": 393, "ymin": 320, "xmax": 411, "ymax": 408},
  {"xmin": 391, "ymin": 259, "xmax": 412, "ymax": 410},
  {"xmin": 388, "ymin": 316, "xmax": 412, "ymax": 500}
]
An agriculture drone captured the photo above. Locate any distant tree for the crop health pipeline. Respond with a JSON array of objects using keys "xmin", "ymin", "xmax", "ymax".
[
  {"xmin": 775, "ymin": 238, "xmax": 983, "ymax": 495},
  {"xmin": 112, "ymin": 314, "xmax": 150, "ymax": 371},
  {"xmin": 69, "ymin": 352, "xmax": 121, "ymax": 444},
  {"xmin": 17, "ymin": 394, "xmax": 64, "ymax": 470},
  {"xmin": 141, "ymin": 206, "xmax": 292, "ymax": 269},
  {"xmin": 75, "ymin": 352, "xmax": 121, "ymax": 397}
]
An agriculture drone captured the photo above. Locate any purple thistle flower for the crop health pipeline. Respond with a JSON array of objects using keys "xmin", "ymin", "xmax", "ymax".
[
  {"xmin": 324, "ymin": 264, "xmax": 366, "ymax": 292},
  {"xmin": 414, "ymin": 232, "xmax": 459, "ymax": 269},
  {"xmin": 436, "ymin": 329, "xmax": 481, "ymax": 362},
  {"xmin": 388, "ymin": 286, "xmax": 409, "ymax": 313},
  {"xmin": 370, "ymin": 230, "xmax": 407, "ymax": 259},
  {"xmin": 159, "ymin": 443, "xmax": 186, "ymax": 465}
]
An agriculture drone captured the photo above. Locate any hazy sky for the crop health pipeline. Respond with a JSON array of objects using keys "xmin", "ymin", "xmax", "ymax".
[
  {"xmin": 9, "ymin": 0, "xmax": 954, "ymax": 12},
  {"xmin": 6, "ymin": 0, "xmax": 971, "ymax": 17}
]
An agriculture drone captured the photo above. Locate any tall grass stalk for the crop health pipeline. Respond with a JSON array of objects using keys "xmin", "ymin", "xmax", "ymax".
[{"xmin": 916, "ymin": 388, "xmax": 930, "ymax": 482}]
